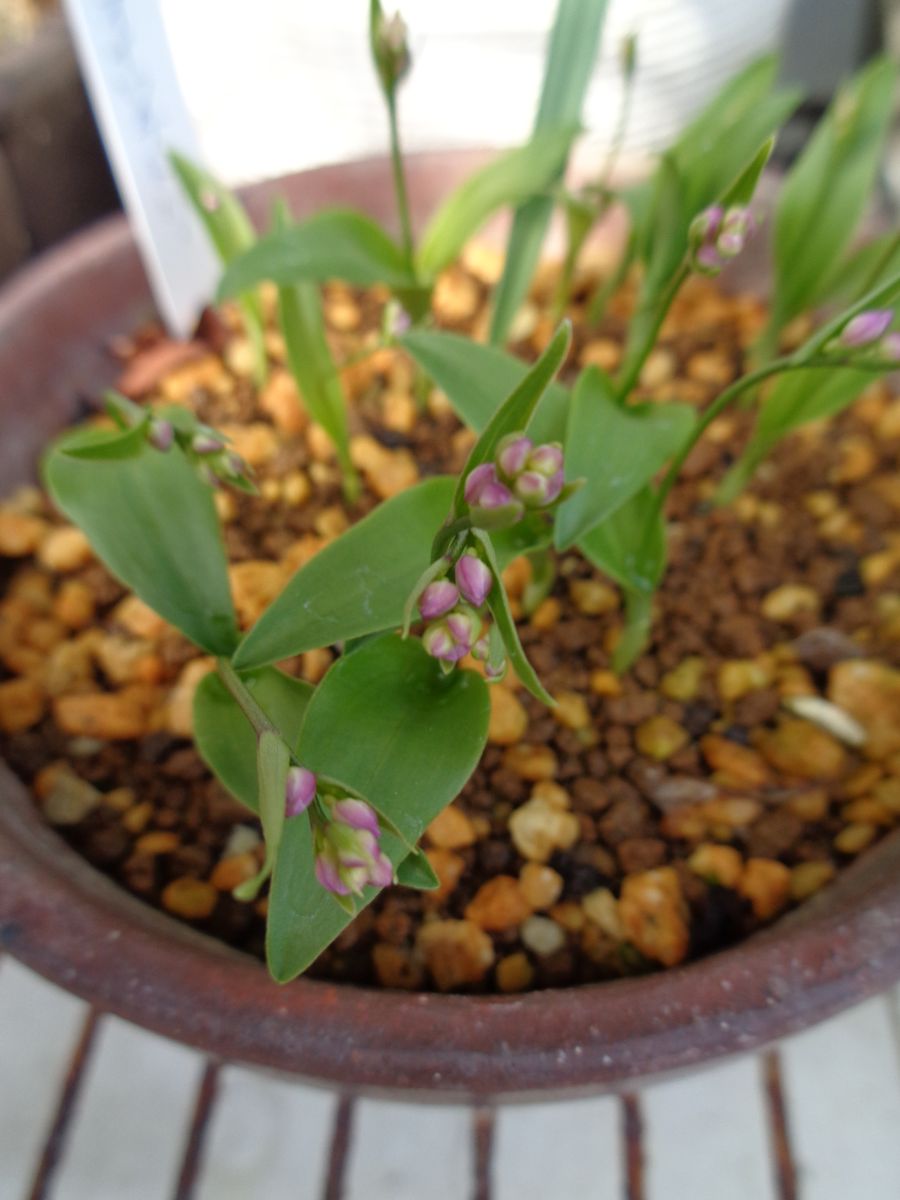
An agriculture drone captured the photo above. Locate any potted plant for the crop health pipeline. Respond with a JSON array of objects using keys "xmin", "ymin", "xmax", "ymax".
[{"xmin": 2, "ymin": 2, "xmax": 900, "ymax": 1098}]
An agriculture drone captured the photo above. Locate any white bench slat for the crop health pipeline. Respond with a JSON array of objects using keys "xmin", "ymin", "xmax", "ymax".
[
  {"xmin": 779, "ymin": 996, "xmax": 900, "ymax": 1200},
  {"xmin": 193, "ymin": 1065, "xmax": 336, "ymax": 1200},
  {"xmin": 344, "ymin": 1099, "xmax": 473, "ymax": 1200},
  {"xmin": 642, "ymin": 1056, "xmax": 776, "ymax": 1200},
  {"xmin": 52, "ymin": 1014, "xmax": 205, "ymax": 1200},
  {"xmin": 492, "ymin": 1096, "xmax": 622, "ymax": 1200},
  {"xmin": 0, "ymin": 959, "xmax": 90, "ymax": 1197}
]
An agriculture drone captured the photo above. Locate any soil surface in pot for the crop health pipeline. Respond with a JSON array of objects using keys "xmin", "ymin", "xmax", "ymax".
[{"xmin": 2, "ymin": 248, "xmax": 900, "ymax": 994}]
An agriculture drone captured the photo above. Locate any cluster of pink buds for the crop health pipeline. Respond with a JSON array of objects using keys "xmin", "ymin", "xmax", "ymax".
[
  {"xmin": 147, "ymin": 416, "xmax": 254, "ymax": 490},
  {"xmin": 284, "ymin": 767, "xmax": 393, "ymax": 898},
  {"xmin": 419, "ymin": 553, "xmax": 492, "ymax": 664},
  {"xmin": 688, "ymin": 205, "xmax": 754, "ymax": 276},
  {"xmin": 835, "ymin": 308, "xmax": 900, "ymax": 359},
  {"xmin": 464, "ymin": 432, "xmax": 565, "ymax": 530}
]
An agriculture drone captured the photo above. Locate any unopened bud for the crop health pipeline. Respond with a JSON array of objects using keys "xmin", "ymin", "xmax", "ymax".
[
  {"xmin": 285, "ymin": 766, "xmax": 317, "ymax": 817},
  {"xmin": 464, "ymin": 463, "xmax": 525, "ymax": 530},
  {"xmin": 840, "ymin": 309, "xmax": 894, "ymax": 349},
  {"xmin": 419, "ymin": 579, "xmax": 459, "ymax": 620},
  {"xmin": 148, "ymin": 418, "xmax": 174, "ymax": 452},
  {"xmin": 192, "ymin": 433, "xmax": 224, "ymax": 456},
  {"xmin": 455, "ymin": 553, "xmax": 492, "ymax": 608},
  {"xmin": 497, "ymin": 434, "xmax": 533, "ymax": 478}
]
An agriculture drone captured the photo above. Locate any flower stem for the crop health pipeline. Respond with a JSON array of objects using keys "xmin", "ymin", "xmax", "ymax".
[
  {"xmin": 216, "ymin": 658, "xmax": 276, "ymax": 739},
  {"xmin": 388, "ymin": 93, "xmax": 414, "ymax": 267}
]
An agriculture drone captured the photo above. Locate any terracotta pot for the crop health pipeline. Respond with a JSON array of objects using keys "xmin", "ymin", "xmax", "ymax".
[{"xmin": 1, "ymin": 152, "xmax": 900, "ymax": 1103}]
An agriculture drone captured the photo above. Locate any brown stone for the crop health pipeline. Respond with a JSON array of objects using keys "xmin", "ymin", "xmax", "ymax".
[
  {"xmin": 829, "ymin": 660, "xmax": 900, "ymax": 759},
  {"xmin": 416, "ymin": 920, "xmax": 495, "ymax": 991}
]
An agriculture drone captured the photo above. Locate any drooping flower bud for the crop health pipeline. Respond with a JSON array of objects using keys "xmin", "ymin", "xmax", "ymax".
[
  {"xmin": 689, "ymin": 205, "xmax": 754, "ymax": 276},
  {"xmin": 423, "ymin": 605, "xmax": 481, "ymax": 663},
  {"xmin": 148, "ymin": 418, "xmax": 174, "ymax": 452},
  {"xmin": 192, "ymin": 433, "xmax": 224, "ymax": 456},
  {"xmin": 332, "ymin": 797, "xmax": 381, "ymax": 837},
  {"xmin": 839, "ymin": 309, "xmax": 894, "ymax": 349},
  {"xmin": 497, "ymin": 434, "xmax": 533, "ymax": 478},
  {"xmin": 455, "ymin": 553, "xmax": 492, "ymax": 607},
  {"xmin": 285, "ymin": 766, "xmax": 317, "ymax": 817},
  {"xmin": 464, "ymin": 462, "xmax": 525, "ymax": 530},
  {"xmin": 314, "ymin": 819, "xmax": 393, "ymax": 896},
  {"xmin": 419, "ymin": 579, "xmax": 459, "ymax": 620}
]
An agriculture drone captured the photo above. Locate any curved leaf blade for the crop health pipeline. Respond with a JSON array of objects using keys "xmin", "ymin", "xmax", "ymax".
[
  {"xmin": 234, "ymin": 477, "xmax": 456, "ymax": 669},
  {"xmin": 43, "ymin": 440, "xmax": 239, "ymax": 656},
  {"xmin": 555, "ymin": 367, "xmax": 695, "ymax": 549},
  {"xmin": 267, "ymin": 636, "xmax": 490, "ymax": 980},
  {"xmin": 218, "ymin": 209, "xmax": 417, "ymax": 298},
  {"xmin": 417, "ymin": 128, "xmax": 578, "ymax": 279},
  {"xmin": 401, "ymin": 328, "xmax": 570, "ymax": 443},
  {"xmin": 489, "ymin": 0, "xmax": 609, "ymax": 343}
]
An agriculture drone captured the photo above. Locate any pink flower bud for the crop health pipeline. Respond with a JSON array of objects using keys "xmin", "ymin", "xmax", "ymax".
[
  {"xmin": 689, "ymin": 205, "xmax": 723, "ymax": 244},
  {"xmin": 423, "ymin": 622, "xmax": 455, "ymax": 661},
  {"xmin": 419, "ymin": 579, "xmax": 459, "ymax": 620},
  {"xmin": 148, "ymin": 419, "xmax": 174, "ymax": 452},
  {"xmin": 467, "ymin": 481, "xmax": 525, "ymax": 531},
  {"xmin": 471, "ymin": 635, "xmax": 491, "ymax": 661},
  {"xmin": 446, "ymin": 606, "xmax": 481, "ymax": 651},
  {"xmin": 497, "ymin": 433, "xmax": 533, "ymax": 478},
  {"xmin": 285, "ymin": 766, "xmax": 317, "ymax": 817},
  {"xmin": 464, "ymin": 462, "xmax": 498, "ymax": 505},
  {"xmin": 332, "ymin": 797, "xmax": 381, "ymax": 837},
  {"xmin": 528, "ymin": 442, "xmax": 564, "ymax": 476},
  {"xmin": 314, "ymin": 846, "xmax": 351, "ymax": 895},
  {"xmin": 192, "ymin": 433, "xmax": 224, "ymax": 455},
  {"xmin": 840, "ymin": 309, "xmax": 894, "ymax": 348},
  {"xmin": 514, "ymin": 470, "xmax": 552, "ymax": 507},
  {"xmin": 455, "ymin": 554, "xmax": 492, "ymax": 607}
]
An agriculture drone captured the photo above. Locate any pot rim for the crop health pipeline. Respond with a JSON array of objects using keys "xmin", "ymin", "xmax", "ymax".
[{"xmin": 1, "ymin": 153, "xmax": 899, "ymax": 1102}]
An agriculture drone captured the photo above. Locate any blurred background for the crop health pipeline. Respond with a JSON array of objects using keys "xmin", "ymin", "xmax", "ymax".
[{"xmin": 0, "ymin": 0, "xmax": 892, "ymax": 283}]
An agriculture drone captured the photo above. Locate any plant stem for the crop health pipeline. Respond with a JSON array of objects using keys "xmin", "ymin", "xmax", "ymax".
[
  {"xmin": 216, "ymin": 658, "xmax": 276, "ymax": 739},
  {"xmin": 615, "ymin": 264, "xmax": 690, "ymax": 401},
  {"xmin": 613, "ymin": 588, "xmax": 654, "ymax": 674},
  {"xmin": 387, "ymin": 93, "xmax": 414, "ymax": 266},
  {"xmin": 521, "ymin": 546, "xmax": 557, "ymax": 616}
]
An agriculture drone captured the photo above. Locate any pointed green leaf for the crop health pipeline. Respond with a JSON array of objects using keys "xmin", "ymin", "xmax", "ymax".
[
  {"xmin": 193, "ymin": 667, "xmax": 313, "ymax": 812},
  {"xmin": 395, "ymin": 846, "xmax": 440, "ymax": 890},
  {"xmin": 489, "ymin": 0, "xmax": 610, "ymax": 343},
  {"xmin": 241, "ymin": 729, "xmax": 291, "ymax": 899},
  {"xmin": 555, "ymin": 367, "xmax": 694, "ymax": 549},
  {"xmin": 234, "ymin": 477, "xmax": 455, "ymax": 669},
  {"xmin": 417, "ymin": 128, "xmax": 580, "ymax": 279},
  {"xmin": 169, "ymin": 151, "xmax": 267, "ymax": 382},
  {"xmin": 271, "ymin": 201, "xmax": 357, "ymax": 497},
  {"xmin": 771, "ymin": 57, "xmax": 897, "ymax": 331},
  {"xmin": 267, "ymin": 635, "xmax": 490, "ymax": 980},
  {"xmin": 218, "ymin": 209, "xmax": 417, "ymax": 298},
  {"xmin": 401, "ymin": 328, "xmax": 570, "ymax": 443},
  {"xmin": 43, "ymin": 439, "xmax": 239, "ymax": 656},
  {"xmin": 473, "ymin": 530, "xmax": 554, "ymax": 707},
  {"xmin": 579, "ymin": 486, "xmax": 666, "ymax": 594}
]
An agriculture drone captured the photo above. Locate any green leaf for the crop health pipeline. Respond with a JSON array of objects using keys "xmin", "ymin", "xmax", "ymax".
[
  {"xmin": 55, "ymin": 417, "xmax": 150, "ymax": 461},
  {"xmin": 489, "ymin": 0, "xmax": 609, "ymax": 343},
  {"xmin": 234, "ymin": 477, "xmax": 456, "ymax": 669},
  {"xmin": 417, "ymin": 127, "xmax": 579, "ymax": 279},
  {"xmin": 218, "ymin": 209, "xmax": 417, "ymax": 298},
  {"xmin": 579, "ymin": 486, "xmax": 666, "ymax": 594},
  {"xmin": 669, "ymin": 58, "xmax": 800, "ymax": 219},
  {"xmin": 267, "ymin": 636, "xmax": 490, "ymax": 980},
  {"xmin": 720, "ymin": 136, "xmax": 775, "ymax": 208},
  {"xmin": 450, "ymin": 321, "xmax": 572, "ymax": 518},
  {"xmin": 401, "ymin": 328, "xmax": 571, "ymax": 443},
  {"xmin": 395, "ymin": 846, "xmax": 440, "ymax": 890},
  {"xmin": 812, "ymin": 231, "xmax": 900, "ymax": 310},
  {"xmin": 473, "ymin": 530, "xmax": 554, "ymax": 706},
  {"xmin": 271, "ymin": 201, "xmax": 358, "ymax": 498},
  {"xmin": 555, "ymin": 367, "xmax": 695, "ymax": 549},
  {"xmin": 771, "ymin": 57, "xmax": 897, "ymax": 331},
  {"xmin": 193, "ymin": 667, "xmax": 313, "ymax": 812},
  {"xmin": 169, "ymin": 151, "xmax": 267, "ymax": 383},
  {"xmin": 43, "ymin": 440, "xmax": 239, "ymax": 656}
]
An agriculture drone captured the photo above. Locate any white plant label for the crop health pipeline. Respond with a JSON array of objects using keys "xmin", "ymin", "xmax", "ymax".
[{"xmin": 62, "ymin": 0, "xmax": 219, "ymax": 336}]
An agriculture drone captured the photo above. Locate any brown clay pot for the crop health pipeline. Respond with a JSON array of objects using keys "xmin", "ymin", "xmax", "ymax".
[{"xmin": 1, "ymin": 152, "xmax": 900, "ymax": 1102}]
